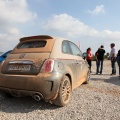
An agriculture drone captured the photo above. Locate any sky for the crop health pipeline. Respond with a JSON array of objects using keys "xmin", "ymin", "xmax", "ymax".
[{"xmin": 0, "ymin": 0, "xmax": 120, "ymax": 54}]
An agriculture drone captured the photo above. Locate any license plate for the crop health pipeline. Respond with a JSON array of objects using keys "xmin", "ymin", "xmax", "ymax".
[{"xmin": 8, "ymin": 65, "xmax": 31, "ymax": 71}]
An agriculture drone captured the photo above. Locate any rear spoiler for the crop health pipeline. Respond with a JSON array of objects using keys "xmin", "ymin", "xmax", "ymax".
[{"xmin": 20, "ymin": 35, "xmax": 54, "ymax": 42}]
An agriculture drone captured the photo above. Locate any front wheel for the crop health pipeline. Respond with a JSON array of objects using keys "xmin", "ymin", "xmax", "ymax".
[
  {"xmin": 84, "ymin": 69, "xmax": 90, "ymax": 84},
  {"xmin": 53, "ymin": 75, "xmax": 71, "ymax": 107}
]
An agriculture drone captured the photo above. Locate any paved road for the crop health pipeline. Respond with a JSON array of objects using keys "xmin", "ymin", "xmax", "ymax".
[{"xmin": 0, "ymin": 61, "xmax": 120, "ymax": 120}]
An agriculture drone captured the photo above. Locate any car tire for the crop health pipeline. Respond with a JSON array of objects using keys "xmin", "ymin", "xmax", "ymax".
[
  {"xmin": 53, "ymin": 75, "xmax": 71, "ymax": 107},
  {"xmin": 84, "ymin": 69, "xmax": 90, "ymax": 84}
]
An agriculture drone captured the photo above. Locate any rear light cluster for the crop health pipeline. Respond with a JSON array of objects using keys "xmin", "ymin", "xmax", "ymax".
[{"xmin": 41, "ymin": 59, "xmax": 54, "ymax": 72}]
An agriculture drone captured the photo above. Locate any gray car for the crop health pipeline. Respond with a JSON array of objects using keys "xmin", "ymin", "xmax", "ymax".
[{"xmin": 0, "ymin": 35, "xmax": 90, "ymax": 107}]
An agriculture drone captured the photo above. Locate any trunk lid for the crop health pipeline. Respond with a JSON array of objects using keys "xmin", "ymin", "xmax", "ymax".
[{"xmin": 1, "ymin": 53, "xmax": 51, "ymax": 75}]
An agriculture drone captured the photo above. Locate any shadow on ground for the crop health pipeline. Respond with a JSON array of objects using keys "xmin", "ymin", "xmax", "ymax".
[
  {"xmin": 0, "ymin": 95, "xmax": 61, "ymax": 113},
  {"xmin": 91, "ymin": 75, "xmax": 120, "ymax": 86}
]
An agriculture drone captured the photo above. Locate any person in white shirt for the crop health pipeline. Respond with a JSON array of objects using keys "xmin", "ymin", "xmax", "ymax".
[{"xmin": 110, "ymin": 43, "xmax": 117, "ymax": 75}]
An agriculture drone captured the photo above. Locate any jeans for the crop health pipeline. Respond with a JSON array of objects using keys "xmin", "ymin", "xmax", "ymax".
[
  {"xmin": 111, "ymin": 58, "xmax": 116, "ymax": 74},
  {"xmin": 117, "ymin": 60, "xmax": 120, "ymax": 75},
  {"xmin": 87, "ymin": 59, "xmax": 92, "ymax": 71},
  {"xmin": 96, "ymin": 60, "xmax": 103, "ymax": 73}
]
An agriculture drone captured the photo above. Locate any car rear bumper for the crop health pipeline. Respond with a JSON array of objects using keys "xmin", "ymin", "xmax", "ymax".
[{"xmin": 0, "ymin": 72, "xmax": 63, "ymax": 100}]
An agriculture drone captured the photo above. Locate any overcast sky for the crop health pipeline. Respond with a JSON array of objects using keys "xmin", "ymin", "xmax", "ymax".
[{"xmin": 0, "ymin": 0, "xmax": 120, "ymax": 54}]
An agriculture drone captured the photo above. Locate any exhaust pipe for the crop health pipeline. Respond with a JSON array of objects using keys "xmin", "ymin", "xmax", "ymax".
[{"xmin": 33, "ymin": 94, "xmax": 41, "ymax": 101}]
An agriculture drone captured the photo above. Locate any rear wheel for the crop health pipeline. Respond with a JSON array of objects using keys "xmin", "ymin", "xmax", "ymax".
[{"xmin": 53, "ymin": 75, "xmax": 71, "ymax": 107}]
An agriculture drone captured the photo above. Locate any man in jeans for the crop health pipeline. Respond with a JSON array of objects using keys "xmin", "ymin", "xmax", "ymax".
[
  {"xmin": 110, "ymin": 43, "xmax": 117, "ymax": 75},
  {"xmin": 95, "ymin": 45, "xmax": 105, "ymax": 74}
]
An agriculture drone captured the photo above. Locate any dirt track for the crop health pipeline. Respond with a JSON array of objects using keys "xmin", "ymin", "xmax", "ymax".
[{"xmin": 0, "ymin": 60, "xmax": 120, "ymax": 120}]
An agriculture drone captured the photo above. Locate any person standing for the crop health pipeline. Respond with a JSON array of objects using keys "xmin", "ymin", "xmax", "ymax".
[
  {"xmin": 95, "ymin": 45, "xmax": 105, "ymax": 74},
  {"xmin": 116, "ymin": 50, "xmax": 120, "ymax": 77},
  {"xmin": 109, "ymin": 43, "xmax": 117, "ymax": 75},
  {"xmin": 86, "ymin": 48, "xmax": 92, "ymax": 72}
]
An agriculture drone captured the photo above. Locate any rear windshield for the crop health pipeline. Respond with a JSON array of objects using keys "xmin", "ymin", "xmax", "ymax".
[{"xmin": 17, "ymin": 41, "xmax": 47, "ymax": 49}]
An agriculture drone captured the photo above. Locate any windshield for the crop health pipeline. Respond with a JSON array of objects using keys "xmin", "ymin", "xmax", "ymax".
[{"xmin": 0, "ymin": 50, "xmax": 11, "ymax": 57}]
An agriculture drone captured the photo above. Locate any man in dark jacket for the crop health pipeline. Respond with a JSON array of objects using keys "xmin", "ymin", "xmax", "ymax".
[{"xmin": 95, "ymin": 45, "xmax": 105, "ymax": 74}]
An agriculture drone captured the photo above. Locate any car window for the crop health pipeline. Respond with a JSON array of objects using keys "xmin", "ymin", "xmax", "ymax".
[
  {"xmin": 1, "ymin": 51, "xmax": 11, "ymax": 58},
  {"xmin": 17, "ymin": 41, "xmax": 47, "ymax": 49},
  {"xmin": 62, "ymin": 41, "xmax": 71, "ymax": 54},
  {"xmin": 69, "ymin": 42, "xmax": 82, "ymax": 56},
  {"xmin": 6, "ymin": 52, "xmax": 11, "ymax": 57}
]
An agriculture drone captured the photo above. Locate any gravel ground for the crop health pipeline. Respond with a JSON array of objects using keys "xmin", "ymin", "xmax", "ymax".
[{"xmin": 0, "ymin": 60, "xmax": 120, "ymax": 120}]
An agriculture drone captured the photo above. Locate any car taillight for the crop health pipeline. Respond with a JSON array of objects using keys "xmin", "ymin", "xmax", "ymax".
[{"xmin": 41, "ymin": 59, "xmax": 54, "ymax": 72}]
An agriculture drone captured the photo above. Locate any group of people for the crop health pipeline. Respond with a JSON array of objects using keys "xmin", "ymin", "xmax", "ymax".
[{"xmin": 86, "ymin": 43, "xmax": 120, "ymax": 77}]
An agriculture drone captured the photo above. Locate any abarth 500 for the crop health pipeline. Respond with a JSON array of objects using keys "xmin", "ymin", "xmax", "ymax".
[{"xmin": 0, "ymin": 35, "xmax": 90, "ymax": 107}]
